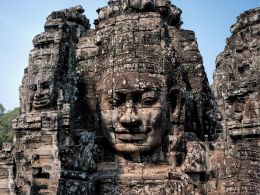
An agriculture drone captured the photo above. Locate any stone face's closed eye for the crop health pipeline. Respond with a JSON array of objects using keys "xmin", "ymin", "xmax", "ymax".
[
  {"xmin": 40, "ymin": 81, "xmax": 50, "ymax": 89},
  {"xmin": 29, "ymin": 84, "xmax": 37, "ymax": 91},
  {"xmin": 106, "ymin": 94, "xmax": 125, "ymax": 107},
  {"xmin": 29, "ymin": 81, "xmax": 51, "ymax": 91},
  {"xmin": 142, "ymin": 91, "xmax": 159, "ymax": 106},
  {"xmin": 106, "ymin": 90, "xmax": 160, "ymax": 107}
]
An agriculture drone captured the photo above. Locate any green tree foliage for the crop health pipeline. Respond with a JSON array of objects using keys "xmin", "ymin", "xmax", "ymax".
[
  {"xmin": 0, "ymin": 106, "xmax": 19, "ymax": 149},
  {"xmin": 0, "ymin": 103, "xmax": 5, "ymax": 116}
]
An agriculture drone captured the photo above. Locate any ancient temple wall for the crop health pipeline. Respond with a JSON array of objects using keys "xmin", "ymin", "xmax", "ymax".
[
  {"xmin": 57, "ymin": 1, "xmax": 216, "ymax": 194},
  {"xmin": 4, "ymin": 1, "xmax": 259, "ymax": 194},
  {"xmin": 12, "ymin": 6, "xmax": 89, "ymax": 194},
  {"xmin": 168, "ymin": 27, "xmax": 215, "ymax": 140},
  {"xmin": 213, "ymin": 8, "xmax": 260, "ymax": 195}
]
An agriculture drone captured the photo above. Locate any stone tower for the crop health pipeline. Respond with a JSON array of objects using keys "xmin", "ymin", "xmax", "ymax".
[
  {"xmin": 0, "ymin": 1, "xmax": 258, "ymax": 195},
  {"xmin": 12, "ymin": 6, "xmax": 89, "ymax": 194},
  {"xmin": 213, "ymin": 8, "xmax": 260, "ymax": 194}
]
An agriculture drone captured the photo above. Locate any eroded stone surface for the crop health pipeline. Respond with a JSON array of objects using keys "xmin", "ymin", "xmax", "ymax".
[
  {"xmin": 0, "ymin": 1, "xmax": 258, "ymax": 195},
  {"xmin": 212, "ymin": 7, "xmax": 260, "ymax": 195},
  {"xmin": 61, "ymin": 0, "xmax": 214, "ymax": 194},
  {"xmin": 0, "ymin": 143, "xmax": 15, "ymax": 195},
  {"xmin": 11, "ymin": 6, "xmax": 89, "ymax": 194}
]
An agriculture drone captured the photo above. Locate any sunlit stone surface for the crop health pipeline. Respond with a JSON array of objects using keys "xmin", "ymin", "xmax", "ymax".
[{"xmin": 0, "ymin": 1, "xmax": 258, "ymax": 195}]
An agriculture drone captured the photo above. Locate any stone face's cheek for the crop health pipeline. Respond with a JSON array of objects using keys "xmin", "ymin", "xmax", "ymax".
[
  {"xmin": 112, "ymin": 107, "xmax": 124, "ymax": 129},
  {"xmin": 141, "ymin": 94, "xmax": 167, "ymax": 129},
  {"xmin": 101, "ymin": 109, "xmax": 115, "ymax": 144},
  {"xmin": 140, "ymin": 107, "xmax": 166, "ymax": 148},
  {"xmin": 144, "ymin": 107, "xmax": 165, "ymax": 123},
  {"xmin": 101, "ymin": 110, "xmax": 113, "ymax": 128}
]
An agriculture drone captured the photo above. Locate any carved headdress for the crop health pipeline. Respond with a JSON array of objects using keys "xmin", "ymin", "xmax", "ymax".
[{"xmin": 76, "ymin": 0, "xmax": 185, "ymax": 96}]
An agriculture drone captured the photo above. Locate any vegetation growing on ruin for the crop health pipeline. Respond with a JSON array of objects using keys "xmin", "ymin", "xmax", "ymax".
[{"xmin": 0, "ymin": 103, "xmax": 19, "ymax": 148}]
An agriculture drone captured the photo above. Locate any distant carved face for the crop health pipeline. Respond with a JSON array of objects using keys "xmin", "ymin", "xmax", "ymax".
[
  {"xmin": 29, "ymin": 76, "xmax": 55, "ymax": 110},
  {"xmin": 99, "ymin": 71, "xmax": 170, "ymax": 154}
]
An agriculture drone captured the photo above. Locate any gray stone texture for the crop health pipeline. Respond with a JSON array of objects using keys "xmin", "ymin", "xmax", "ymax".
[
  {"xmin": 0, "ymin": 1, "xmax": 258, "ymax": 195},
  {"xmin": 12, "ymin": 6, "xmax": 89, "ymax": 194},
  {"xmin": 0, "ymin": 143, "xmax": 15, "ymax": 194},
  {"xmin": 212, "ymin": 7, "xmax": 260, "ymax": 195}
]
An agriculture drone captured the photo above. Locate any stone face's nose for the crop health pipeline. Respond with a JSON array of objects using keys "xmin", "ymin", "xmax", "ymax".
[
  {"xmin": 125, "ymin": 98, "xmax": 134, "ymax": 108},
  {"xmin": 34, "ymin": 84, "xmax": 46, "ymax": 96},
  {"xmin": 120, "ymin": 105, "xmax": 142, "ymax": 131},
  {"xmin": 34, "ymin": 91, "xmax": 43, "ymax": 99}
]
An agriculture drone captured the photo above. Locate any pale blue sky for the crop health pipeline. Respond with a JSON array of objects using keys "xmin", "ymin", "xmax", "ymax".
[{"xmin": 0, "ymin": 1, "xmax": 259, "ymax": 111}]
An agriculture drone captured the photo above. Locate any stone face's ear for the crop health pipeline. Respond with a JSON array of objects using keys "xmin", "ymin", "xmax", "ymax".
[{"xmin": 169, "ymin": 88, "xmax": 183, "ymax": 123}]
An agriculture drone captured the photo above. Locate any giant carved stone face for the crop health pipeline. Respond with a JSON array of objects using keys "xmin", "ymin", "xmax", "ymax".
[
  {"xmin": 29, "ymin": 75, "xmax": 55, "ymax": 110},
  {"xmin": 99, "ymin": 71, "xmax": 171, "ymax": 155}
]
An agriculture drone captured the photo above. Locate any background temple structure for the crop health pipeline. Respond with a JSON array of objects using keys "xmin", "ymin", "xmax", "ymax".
[
  {"xmin": 213, "ymin": 7, "xmax": 260, "ymax": 194},
  {"xmin": 0, "ymin": 1, "xmax": 259, "ymax": 194}
]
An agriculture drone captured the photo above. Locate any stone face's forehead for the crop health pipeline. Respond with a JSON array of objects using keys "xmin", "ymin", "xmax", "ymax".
[
  {"xmin": 94, "ymin": 11, "xmax": 172, "ymax": 75},
  {"xmin": 28, "ymin": 65, "xmax": 55, "ymax": 83},
  {"xmin": 99, "ymin": 72, "xmax": 166, "ymax": 92},
  {"xmin": 29, "ymin": 75, "xmax": 54, "ymax": 85}
]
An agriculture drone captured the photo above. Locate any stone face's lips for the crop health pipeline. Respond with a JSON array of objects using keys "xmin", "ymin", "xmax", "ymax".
[
  {"xmin": 33, "ymin": 98, "xmax": 50, "ymax": 107},
  {"xmin": 117, "ymin": 133, "xmax": 147, "ymax": 142},
  {"xmin": 116, "ymin": 128, "xmax": 152, "ymax": 143}
]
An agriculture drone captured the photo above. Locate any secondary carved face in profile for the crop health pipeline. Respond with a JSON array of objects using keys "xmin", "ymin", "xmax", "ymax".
[
  {"xmin": 29, "ymin": 76, "xmax": 55, "ymax": 110},
  {"xmin": 99, "ymin": 71, "xmax": 171, "ymax": 154}
]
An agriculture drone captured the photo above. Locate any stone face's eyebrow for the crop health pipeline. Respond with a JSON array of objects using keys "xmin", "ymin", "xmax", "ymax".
[
  {"xmin": 112, "ymin": 86, "xmax": 162, "ymax": 94},
  {"xmin": 138, "ymin": 86, "xmax": 163, "ymax": 93},
  {"xmin": 143, "ymin": 86, "xmax": 162, "ymax": 92}
]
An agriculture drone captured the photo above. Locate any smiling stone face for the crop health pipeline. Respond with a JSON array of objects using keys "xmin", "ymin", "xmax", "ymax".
[
  {"xmin": 29, "ymin": 74, "xmax": 55, "ymax": 111},
  {"xmin": 99, "ymin": 71, "xmax": 170, "ymax": 154}
]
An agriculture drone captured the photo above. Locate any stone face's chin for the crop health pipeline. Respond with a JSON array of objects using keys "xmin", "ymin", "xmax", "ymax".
[{"xmin": 114, "ymin": 143, "xmax": 140, "ymax": 153}]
